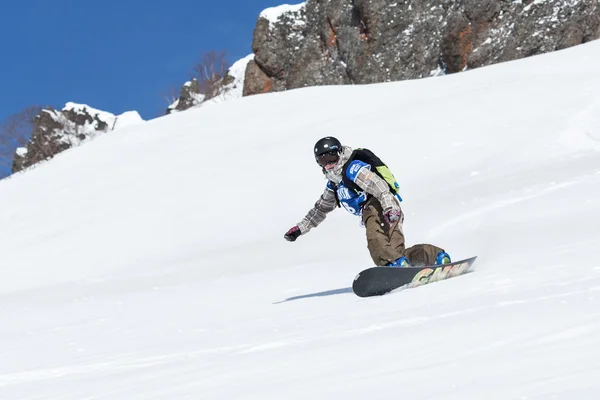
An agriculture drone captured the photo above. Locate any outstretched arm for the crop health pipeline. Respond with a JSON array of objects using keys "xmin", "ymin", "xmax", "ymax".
[
  {"xmin": 297, "ymin": 186, "xmax": 338, "ymax": 234},
  {"xmin": 285, "ymin": 187, "xmax": 337, "ymax": 241}
]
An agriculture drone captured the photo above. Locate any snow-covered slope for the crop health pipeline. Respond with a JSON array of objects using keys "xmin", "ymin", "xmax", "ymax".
[{"xmin": 0, "ymin": 40, "xmax": 599, "ymax": 399}]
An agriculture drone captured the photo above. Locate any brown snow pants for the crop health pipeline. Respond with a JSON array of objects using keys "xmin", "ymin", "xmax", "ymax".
[{"xmin": 361, "ymin": 197, "xmax": 445, "ymax": 266}]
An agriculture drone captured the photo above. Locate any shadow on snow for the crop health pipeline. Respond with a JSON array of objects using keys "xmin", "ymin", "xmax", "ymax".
[{"xmin": 274, "ymin": 287, "xmax": 353, "ymax": 304}]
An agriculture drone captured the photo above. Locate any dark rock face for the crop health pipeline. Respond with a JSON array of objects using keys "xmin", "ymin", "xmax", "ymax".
[
  {"xmin": 12, "ymin": 105, "xmax": 116, "ymax": 174},
  {"xmin": 243, "ymin": 60, "xmax": 273, "ymax": 96},
  {"xmin": 244, "ymin": 0, "xmax": 600, "ymax": 95},
  {"xmin": 167, "ymin": 79, "xmax": 204, "ymax": 113}
]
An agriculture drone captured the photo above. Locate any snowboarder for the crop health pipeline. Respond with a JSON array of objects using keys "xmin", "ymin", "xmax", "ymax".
[{"xmin": 284, "ymin": 137, "xmax": 451, "ymax": 267}]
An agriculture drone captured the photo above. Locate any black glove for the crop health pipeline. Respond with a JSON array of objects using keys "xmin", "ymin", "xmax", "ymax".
[{"xmin": 284, "ymin": 226, "xmax": 301, "ymax": 242}]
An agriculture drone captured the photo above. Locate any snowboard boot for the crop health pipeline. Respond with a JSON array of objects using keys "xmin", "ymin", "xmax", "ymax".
[
  {"xmin": 386, "ymin": 256, "xmax": 409, "ymax": 268},
  {"xmin": 435, "ymin": 251, "xmax": 451, "ymax": 265}
]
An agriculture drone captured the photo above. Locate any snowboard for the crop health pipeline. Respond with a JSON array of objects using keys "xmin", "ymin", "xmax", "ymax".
[{"xmin": 352, "ymin": 256, "xmax": 477, "ymax": 298}]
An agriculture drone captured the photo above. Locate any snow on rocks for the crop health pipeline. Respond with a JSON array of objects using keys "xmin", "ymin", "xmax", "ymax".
[
  {"xmin": 12, "ymin": 103, "xmax": 144, "ymax": 174},
  {"xmin": 259, "ymin": 3, "xmax": 306, "ymax": 27},
  {"xmin": 167, "ymin": 54, "xmax": 254, "ymax": 113}
]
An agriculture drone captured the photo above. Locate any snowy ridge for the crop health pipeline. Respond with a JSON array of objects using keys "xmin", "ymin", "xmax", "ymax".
[
  {"xmin": 167, "ymin": 53, "xmax": 253, "ymax": 112},
  {"xmin": 37, "ymin": 107, "xmax": 105, "ymax": 148},
  {"xmin": 0, "ymin": 39, "xmax": 599, "ymax": 399},
  {"xmin": 202, "ymin": 54, "xmax": 254, "ymax": 106},
  {"xmin": 112, "ymin": 110, "xmax": 145, "ymax": 131},
  {"xmin": 62, "ymin": 102, "xmax": 144, "ymax": 133},
  {"xmin": 166, "ymin": 85, "xmax": 204, "ymax": 112},
  {"xmin": 11, "ymin": 103, "xmax": 144, "ymax": 174},
  {"xmin": 259, "ymin": 2, "xmax": 306, "ymax": 26},
  {"xmin": 63, "ymin": 102, "xmax": 118, "ymax": 130}
]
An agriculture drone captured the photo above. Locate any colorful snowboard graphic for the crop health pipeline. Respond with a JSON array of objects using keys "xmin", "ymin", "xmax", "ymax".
[{"xmin": 352, "ymin": 256, "xmax": 477, "ymax": 298}]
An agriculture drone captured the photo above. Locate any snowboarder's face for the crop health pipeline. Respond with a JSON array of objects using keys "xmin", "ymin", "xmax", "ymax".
[
  {"xmin": 316, "ymin": 151, "xmax": 339, "ymax": 171},
  {"xmin": 324, "ymin": 162, "xmax": 337, "ymax": 171}
]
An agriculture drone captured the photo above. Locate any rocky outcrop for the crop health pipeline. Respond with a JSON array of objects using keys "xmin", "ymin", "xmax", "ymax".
[
  {"xmin": 167, "ymin": 54, "xmax": 254, "ymax": 114},
  {"xmin": 168, "ymin": 79, "xmax": 204, "ymax": 113},
  {"xmin": 12, "ymin": 103, "xmax": 143, "ymax": 173},
  {"xmin": 244, "ymin": 0, "xmax": 600, "ymax": 95}
]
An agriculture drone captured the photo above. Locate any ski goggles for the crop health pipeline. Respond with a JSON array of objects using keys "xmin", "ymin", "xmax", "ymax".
[{"xmin": 316, "ymin": 150, "xmax": 340, "ymax": 167}]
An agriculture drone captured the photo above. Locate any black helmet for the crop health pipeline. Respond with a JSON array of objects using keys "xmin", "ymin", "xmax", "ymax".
[
  {"xmin": 314, "ymin": 137, "xmax": 342, "ymax": 168},
  {"xmin": 314, "ymin": 137, "xmax": 342, "ymax": 157}
]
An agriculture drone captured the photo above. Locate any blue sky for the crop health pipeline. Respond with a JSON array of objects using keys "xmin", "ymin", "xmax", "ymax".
[
  {"xmin": 0, "ymin": 0, "xmax": 285, "ymax": 122},
  {"xmin": 0, "ymin": 0, "xmax": 287, "ymax": 177}
]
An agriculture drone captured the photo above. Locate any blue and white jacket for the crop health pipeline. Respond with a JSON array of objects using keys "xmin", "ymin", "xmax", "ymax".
[{"xmin": 297, "ymin": 146, "xmax": 401, "ymax": 233}]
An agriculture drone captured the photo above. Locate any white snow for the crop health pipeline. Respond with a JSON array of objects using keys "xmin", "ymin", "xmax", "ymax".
[
  {"xmin": 32, "ymin": 103, "xmax": 144, "ymax": 152},
  {"xmin": 202, "ymin": 54, "xmax": 254, "ymax": 106},
  {"xmin": 429, "ymin": 66, "xmax": 445, "ymax": 76},
  {"xmin": 62, "ymin": 103, "xmax": 144, "ymax": 132},
  {"xmin": 63, "ymin": 102, "xmax": 117, "ymax": 131},
  {"xmin": 228, "ymin": 53, "xmax": 254, "ymax": 81},
  {"xmin": 112, "ymin": 110, "xmax": 144, "ymax": 131},
  {"xmin": 1, "ymin": 39, "xmax": 600, "ymax": 400},
  {"xmin": 260, "ymin": 2, "xmax": 306, "ymax": 25},
  {"xmin": 169, "ymin": 54, "xmax": 254, "ymax": 111}
]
